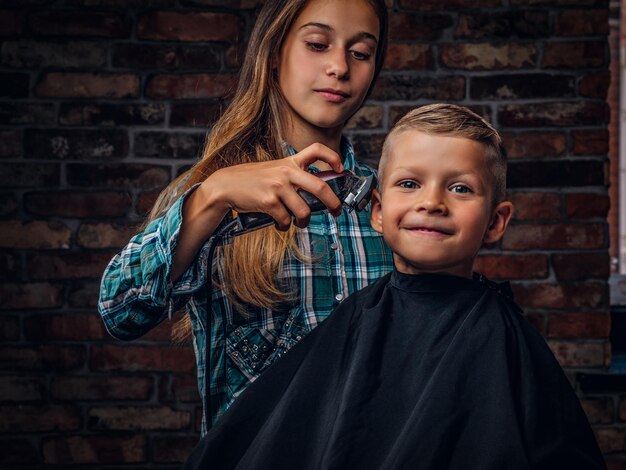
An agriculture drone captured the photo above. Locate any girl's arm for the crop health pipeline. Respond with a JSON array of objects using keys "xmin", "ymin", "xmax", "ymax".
[
  {"xmin": 171, "ymin": 143, "xmax": 346, "ymax": 281},
  {"xmin": 98, "ymin": 186, "xmax": 209, "ymax": 340}
]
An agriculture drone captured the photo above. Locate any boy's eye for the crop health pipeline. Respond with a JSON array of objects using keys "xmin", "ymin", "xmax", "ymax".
[
  {"xmin": 306, "ymin": 42, "xmax": 328, "ymax": 52},
  {"xmin": 450, "ymin": 184, "xmax": 472, "ymax": 194},
  {"xmin": 399, "ymin": 180, "xmax": 418, "ymax": 189}
]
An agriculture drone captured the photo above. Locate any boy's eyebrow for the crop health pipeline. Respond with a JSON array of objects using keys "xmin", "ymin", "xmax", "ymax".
[{"xmin": 299, "ymin": 22, "xmax": 378, "ymax": 43}]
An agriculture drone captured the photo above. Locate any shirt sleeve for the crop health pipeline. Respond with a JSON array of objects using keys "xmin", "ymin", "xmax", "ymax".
[{"xmin": 98, "ymin": 184, "xmax": 212, "ymax": 340}]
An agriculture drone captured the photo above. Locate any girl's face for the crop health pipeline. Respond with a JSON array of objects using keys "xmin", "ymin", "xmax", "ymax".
[{"xmin": 278, "ymin": 0, "xmax": 380, "ymax": 142}]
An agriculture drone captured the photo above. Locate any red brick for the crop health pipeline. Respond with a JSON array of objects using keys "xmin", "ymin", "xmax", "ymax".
[
  {"xmin": 440, "ymin": 43, "xmax": 537, "ymax": 70},
  {"xmin": 152, "ymin": 435, "xmax": 198, "ymax": 463},
  {"xmin": 51, "ymin": 376, "xmax": 153, "ymax": 401},
  {"xmin": 503, "ymin": 224, "xmax": 604, "ymax": 250},
  {"xmin": 225, "ymin": 43, "xmax": 246, "ymax": 68},
  {"xmin": 0, "ymin": 103, "xmax": 56, "ymax": 126},
  {"xmin": 0, "ymin": 439, "xmax": 39, "ymax": 464},
  {"xmin": 137, "ymin": 190, "xmax": 160, "ymax": 215},
  {"xmin": 580, "ymin": 71, "xmax": 610, "ymax": 99},
  {"xmin": 455, "ymin": 11, "xmax": 550, "ymax": 39},
  {"xmin": 474, "ymin": 254, "xmax": 548, "ymax": 280},
  {"xmin": 389, "ymin": 12, "xmax": 452, "ymax": 41},
  {"xmin": 371, "ymin": 75, "xmax": 465, "ymax": 101},
  {"xmin": 170, "ymin": 102, "xmax": 223, "ymax": 128},
  {"xmin": 88, "ymin": 406, "xmax": 191, "ymax": 431},
  {"xmin": 134, "ymin": 131, "xmax": 203, "ymax": 159},
  {"xmin": 0, "ymin": 404, "xmax": 81, "ymax": 432},
  {"xmin": 512, "ymin": 282, "xmax": 608, "ymax": 309},
  {"xmin": 36, "ymin": 72, "xmax": 139, "ymax": 98},
  {"xmin": 607, "ymin": 458, "xmax": 626, "ymax": 470},
  {"xmin": 0, "ymin": 194, "xmax": 17, "ymax": 216},
  {"xmin": 60, "ymin": 102, "xmax": 166, "ymax": 127},
  {"xmin": 23, "ymin": 313, "xmax": 107, "ymax": 341},
  {"xmin": 566, "ymin": 193, "xmax": 610, "ymax": 219},
  {"xmin": 0, "ymin": 251, "xmax": 19, "ymax": 279},
  {"xmin": 399, "ymin": 0, "xmax": 499, "ymax": 8},
  {"xmin": 0, "ymin": 282, "xmax": 64, "ymax": 310},
  {"xmin": 66, "ymin": 163, "xmax": 171, "ymax": 189},
  {"xmin": 0, "ymin": 163, "xmax": 59, "ymax": 188},
  {"xmin": 508, "ymin": 192, "xmax": 561, "ymax": 220},
  {"xmin": 620, "ymin": 396, "xmax": 626, "ymax": 421},
  {"xmin": 511, "ymin": 0, "xmax": 605, "ymax": 4},
  {"xmin": 0, "ymin": 10, "xmax": 23, "ymax": 36},
  {"xmin": 572, "ymin": 130, "xmax": 609, "ymax": 155},
  {"xmin": 90, "ymin": 345, "xmax": 196, "ymax": 373},
  {"xmin": 160, "ymin": 375, "xmax": 199, "ymax": 403},
  {"xmin": 2, "ymin": 40, "xmax": 107, "ymax": 68},
  {"xmin": 24, "ymin": 129, "xmax": 129, "ymax": 160},
  {"xmin": 25, "ymin": 191, "xmax": 131, "ymax": 218},
  {"xmin": 471, "ymin": 74, "xmax": 574, "ymax": 100},
  {"xmin": 0, "ymin": 221, "xmax": 71, "ymax": 249},
  {"xmin": 350, "ymin": 134, "xmax": 387, "ymax": 167},
  {"xmin": 594, "ymin": 428, "xmax": 626, "ymax": 453},
  {"xmin": 43, "ymin": 435, "xmax": 146, "ymax": 465},
  {"xmin": 502, "ymin": 132, "xmax": 566, "ymax": 158},
  {"xmin": 0, "ymin": 316, "xmax": 19, "ymax": 341},
  {"xmin": 384, "ymin": 44, "xmax": 433, "ymax": 70},
  {"xmin": 111, "ymin": 43, "xmax": 221, "ymax": 70},
  {"xmin": 499, "ymin": 101, "xmax": 609, "ymax": 127},
  {"xmin": 77, "ymin": 222, "xmax": 138, "ymax": 249},
  {"xmin": 346, "ymin": 106, "xmax": 384, "ymax": 130},
  {"xmin": 508, "ymin": 160, "xmax": 604, "ymax": 188},
  {"xmin": 580, "ymin": 397, "xmax": 614, "ymax": 424},
  {"xmin": 0, "ymin": 376, "xmax": 45, "ymax": 401},
  {"xmin": 547, "ymin": 312, "xmax": 611, "ymax": 338},
  {"xmin": 552, "ymin": 252, "xmax": 610, "ymax": 281},
  {"xmin": 146, "ymin": 73, "xmax": 238, "ymax": 100},
  {"xmin": 0, "ymin": 345, "xmax": 86, "ymax": 371},
  {"xmin": 138, "ymin": 11, "xmax": 242, "ymax": 42},
  {"xmin": 555, "ymin": 10, "xmax": 609, "ymax": 36},
  {"xmin": 26, "ymin": 252, "xmax": 113, "ymax": 280},
  {"xmin": 68, "ymin": 280, "xmax": 100, "ymax": 308},
  {"xmin": 547, "ymin": 340, "xmax": 608, "ymax": 368},
  {"xmin": 0, "ymin": 130, "xmax": 21, "ymax": 157},
  {"xmin": 543, "ymin": 41, "xmax": 606, "ymax": 68},
  {"xmin": 29, "ymin": 11, "xmax": 129, "ymax": 38}
]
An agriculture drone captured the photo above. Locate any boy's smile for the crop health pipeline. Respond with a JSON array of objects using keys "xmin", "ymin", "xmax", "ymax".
[{"xmin": 371, "ymin": 130, "xmax": 512, "ymax": 279}]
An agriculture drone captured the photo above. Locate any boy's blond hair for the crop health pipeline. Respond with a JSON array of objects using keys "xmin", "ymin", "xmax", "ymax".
[{"xmin": 379, "ymin": 104, "xmax": 507, "ymax": 204}]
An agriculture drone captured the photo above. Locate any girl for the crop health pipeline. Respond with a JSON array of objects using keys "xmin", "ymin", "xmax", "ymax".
[{"xmin": 98, "ymin": 0, "xmax": 393, "ymax": 434}]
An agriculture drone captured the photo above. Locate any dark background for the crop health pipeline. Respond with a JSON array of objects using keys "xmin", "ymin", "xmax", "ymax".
[{"xmin": 0, "ymin": 0, "xmax": 621, "ymax": 467}]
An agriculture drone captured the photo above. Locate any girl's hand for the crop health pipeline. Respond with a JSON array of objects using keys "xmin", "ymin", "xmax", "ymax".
[{"xmin": 201, "ymin": 143, "xmax": 345, "ymax": 231}]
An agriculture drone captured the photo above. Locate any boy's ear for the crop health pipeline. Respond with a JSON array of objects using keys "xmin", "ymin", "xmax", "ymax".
[
  {"xmin": 369, "ymin": 189, "xmax": 383, "ymax": 234},
  {"xmin": 483, "ymin": 201, "xmax": 513, "ymax": 245}
]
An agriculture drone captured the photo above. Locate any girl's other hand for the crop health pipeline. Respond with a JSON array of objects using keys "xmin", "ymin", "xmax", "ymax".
[{"xmin": 200, "ymin": 143, "xmax": 345, "ymax": 231}]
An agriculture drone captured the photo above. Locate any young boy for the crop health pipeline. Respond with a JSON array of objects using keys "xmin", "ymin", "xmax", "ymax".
[{"xmin": 184, "ymin": 104, "xmax": 606, "ymax": 470}]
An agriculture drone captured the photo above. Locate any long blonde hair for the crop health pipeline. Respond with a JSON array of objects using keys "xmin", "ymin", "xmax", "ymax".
[{"xmin": 148, "ymin": 0, "xmax": 388, "ymax": 338}]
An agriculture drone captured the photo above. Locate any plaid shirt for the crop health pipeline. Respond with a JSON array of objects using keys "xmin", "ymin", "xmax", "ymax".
[{"xmin": 98, "ymin": 140, "xmax": 393, "ymax": 434}]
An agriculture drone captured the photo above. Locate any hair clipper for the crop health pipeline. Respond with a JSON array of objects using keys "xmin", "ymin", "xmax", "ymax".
[{"xmin": 231, "ymin": 171, "xmax": 376, "ymax": 236}]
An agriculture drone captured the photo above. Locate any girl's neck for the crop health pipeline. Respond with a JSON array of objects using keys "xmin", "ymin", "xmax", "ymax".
[{"xmin": 284, "ymin": 122, "xmax": 344, "ymax": 158}]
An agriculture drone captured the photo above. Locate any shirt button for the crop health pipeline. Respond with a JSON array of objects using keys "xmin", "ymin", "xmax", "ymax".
[
  {"xmin": 335, "ymin": 293, "xmax": 343, "ymax": 302},
  {"xmin": 330, "ymin": 242, "xmax": 338, "ymax": 250}
]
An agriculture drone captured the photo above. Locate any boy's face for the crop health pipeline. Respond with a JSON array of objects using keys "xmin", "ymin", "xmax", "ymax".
[{"xmin": 371, "ymin": 130, "xmax": 512, "ymax": 278}]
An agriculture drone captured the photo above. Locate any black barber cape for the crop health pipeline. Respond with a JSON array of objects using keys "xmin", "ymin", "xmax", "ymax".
[{"xmin": 185, "ymin": 271, "xmax": 606, "ymax": 470}]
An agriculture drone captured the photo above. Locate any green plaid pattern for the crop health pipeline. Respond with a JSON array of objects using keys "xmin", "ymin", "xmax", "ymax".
[{"xmin": 98, "ymin": 140, "xmax": 393, "ymax": 434}]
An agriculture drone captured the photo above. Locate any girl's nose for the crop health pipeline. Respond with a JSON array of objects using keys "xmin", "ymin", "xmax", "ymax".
[{"xmin": 326, "ymin": 49, "xmax": 349, "ymax": 79}]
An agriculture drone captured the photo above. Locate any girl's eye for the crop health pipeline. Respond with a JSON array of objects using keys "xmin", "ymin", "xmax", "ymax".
[
  {"xmin": 399, "ymin": 180, "xmax": 418, "ymax": 189},
  {"xmin": 450, "ymin": 184, "xmax": 472, "ymax": 194},
  {"xmin": 306, "ymin": 42, "xmax": 328, "ymax": 52},
  {"xmin": 350, "ymin": 50, "xmax": 371, "ymax": 61}
]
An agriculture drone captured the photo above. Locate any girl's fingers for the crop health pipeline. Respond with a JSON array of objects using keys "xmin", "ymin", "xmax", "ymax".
[
  {"xmin": 287, "ymin": 169, "xmax": 343, "ymax": 216},
  {"xmin": 291, "ymin": 143, "xmax": 344, "ymax": 173}
]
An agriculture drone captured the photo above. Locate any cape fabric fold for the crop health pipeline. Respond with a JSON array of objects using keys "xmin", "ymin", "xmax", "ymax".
[{"xmin": 184, "ymin": 271, "xmax": 606, "ymax": 470}]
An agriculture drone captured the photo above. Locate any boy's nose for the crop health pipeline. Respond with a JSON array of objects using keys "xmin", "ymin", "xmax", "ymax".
[{"xmin": 417, "ymin": 188, "xmax": 448, "ymax": 215}]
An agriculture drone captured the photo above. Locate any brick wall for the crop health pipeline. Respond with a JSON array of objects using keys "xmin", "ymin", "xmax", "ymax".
[{"xmin": 0, "ymin": 0, "xmax": 618, "ymax": 467}]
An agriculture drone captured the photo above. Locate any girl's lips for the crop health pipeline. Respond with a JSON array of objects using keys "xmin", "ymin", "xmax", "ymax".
[{"xmin": 315, "ymin": 89, "xmax": 349, "ymax": 103}]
